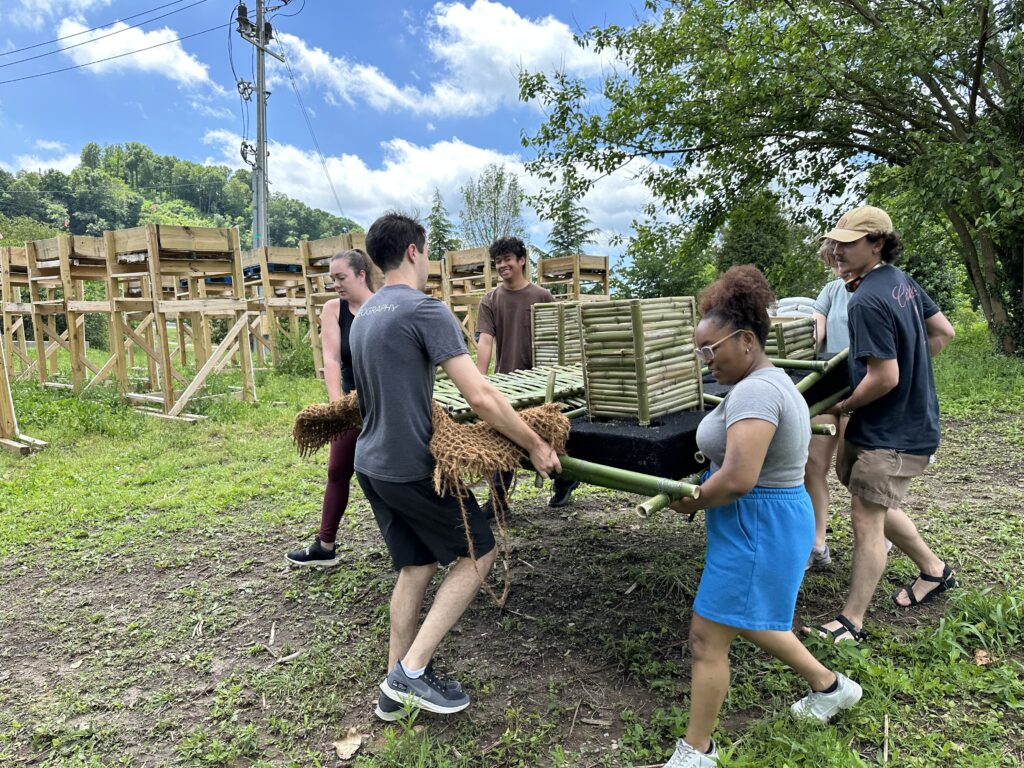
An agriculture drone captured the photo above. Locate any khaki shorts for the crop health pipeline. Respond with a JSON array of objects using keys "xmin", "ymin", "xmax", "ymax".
[{"xmin": 838, "ymin": 441, "xmax": 931, "ymax": 509}]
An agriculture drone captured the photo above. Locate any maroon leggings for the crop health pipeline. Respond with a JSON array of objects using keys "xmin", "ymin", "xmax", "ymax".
[{"xmin": 318, "ymin": 428, "xmax": 359, "ymax": 544}]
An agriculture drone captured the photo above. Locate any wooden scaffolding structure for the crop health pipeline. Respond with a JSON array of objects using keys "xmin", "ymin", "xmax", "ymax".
[
  {"xmin": 537, "ymin": 254, "xmax": 610, "ymax": 301},
  {"xmin": 242, "ymin": 245, "xmax": 306, "ymax": 368},
  {"xmin": 104, "ymin": 224, "xmax": 256, "ymax": 420},
  {"xmin": 1, "ymin": 245, "xmax": 34, "ymax": 381},
  {"xmin": 0, "ymin": 332, "xmax": 46, "ymax": 455}
]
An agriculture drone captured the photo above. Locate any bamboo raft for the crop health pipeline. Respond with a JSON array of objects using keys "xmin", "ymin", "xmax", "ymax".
[
  {"xmin": 580, "ymin": 296, "xmax": 703, "ymax": 425},
  {"xmin": 531, "ymin": 302, "xmax": 582, "ymax": 367},
  {"xmin": 433, "ymin": 365, "xmax": 587, "ymax": 421},
  {"xmin": 765, "ymin": 316, "xmax": 817, "ymax": 360}
]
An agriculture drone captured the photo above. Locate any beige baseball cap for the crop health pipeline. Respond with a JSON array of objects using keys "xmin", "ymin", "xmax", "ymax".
[{"xmin": 822, "ymin": 206, "xmax": 894, "ymax": 243}]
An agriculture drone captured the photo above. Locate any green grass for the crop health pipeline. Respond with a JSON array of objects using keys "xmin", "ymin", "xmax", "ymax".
[{"xmin": 1, "ymin": 320, "xmax": 1023, "ymax": 766}]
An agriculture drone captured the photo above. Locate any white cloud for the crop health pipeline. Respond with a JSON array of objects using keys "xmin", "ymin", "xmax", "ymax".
[
  {"xmin": 274, "ymin": 0, "xmax": 609, "ymax": 118},
  {"xmin": 190, "ymin": 101, "xmax": 234, "ymax": 120},
  {"xmin": 33, "ymin": 139, "xmax": 66, "ymax": 151},
  {"xmin": 3, "ymin": 0, "xmax": 112, "ymax": 30},
  {"xmin": 201, "ymin": 129, "xmax": 654, "ymax": 257},
  {"xmin": 55, "ymin": 18, "xmax": 221, "ymax": 91},
  {"xmin": 8, "ymin": 152, "xmax": 81, "ymax": 174}
]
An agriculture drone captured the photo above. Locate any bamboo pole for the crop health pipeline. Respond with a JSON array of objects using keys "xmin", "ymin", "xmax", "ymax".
[
  {"xmin": 795, "ymin": 348, "xmax": 849, "ymax": 394},
  {"xmin": 554, "ymin": 455, "xmax": 700, "ymax": 500},
  {"xmin": 636, "ymin": 493, "xmax": 672, "ymax": 517},
  {"xmin": 807, "ymin": 387, "xmax": 852, "ymax": 418},
  {"xmin": 811, "ymin": 422, "xmax": 837, "ymax": 436}
]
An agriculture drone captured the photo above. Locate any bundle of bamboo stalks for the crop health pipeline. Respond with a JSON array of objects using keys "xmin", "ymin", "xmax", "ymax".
[
  {"xmin": 531, "ymin": 302, "xmax": 582, "ymax": 367},
  {"xmin": 765, "ymin": 316, "xmax": 817, "ymax": 360},
  {"xmin": 580, "ymin": 297, "xmax": 702, "ymax": 425}
]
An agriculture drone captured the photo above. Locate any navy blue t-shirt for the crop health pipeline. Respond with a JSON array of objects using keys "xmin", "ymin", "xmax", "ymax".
[{"xmin": 845, "ymin": 265, "xmax": 941, "ymax": 455}]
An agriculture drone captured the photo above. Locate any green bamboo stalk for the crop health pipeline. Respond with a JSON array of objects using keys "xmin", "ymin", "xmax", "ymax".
[
  {"xmin": 795, "ymin": 348, "xmax": 849, "ymax": 394},
  {"xmin": 636, "ymin": 493, "xmax": 672, "ymax": 517},
  {"xmin": 767, "ymin": 357, "xmax": 828, "ymax": 372},
  {"xmin": 555, "ymin": 455, "xmax": 700, "ymax": 500},
  {"xmin": 703, "ymin": 393, "xmax": 723, "ymax": 405},
  {"xmin": 807, "ymin": 386, "xmax": 852, "ymax": 418},
  {"xmin": 811, "ymin": 422, "xmax": 837, "ymax": 436},
  {"xmin": 630, "ymin": 300, "xmax": 651, "ymax": 426}
]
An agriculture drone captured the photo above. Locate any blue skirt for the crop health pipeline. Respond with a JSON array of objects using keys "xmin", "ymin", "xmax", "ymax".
[{"xmin": 693, "ymin": 484, "xmax": 814, "ymax": 631}]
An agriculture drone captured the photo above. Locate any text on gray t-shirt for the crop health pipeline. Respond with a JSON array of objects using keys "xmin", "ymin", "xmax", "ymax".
[
  {"xmin": 351, "ymin": 284, "xmax": 468, "ymax": 482},
  {"xmin": 695, "ymin": 367, "xmax": 811, "ymax": 488}
]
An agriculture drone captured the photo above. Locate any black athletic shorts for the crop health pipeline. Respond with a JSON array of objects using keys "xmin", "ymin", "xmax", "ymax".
[{"xmin": 356, "ymin": 472, "xmax": 496, "ymax": 570}]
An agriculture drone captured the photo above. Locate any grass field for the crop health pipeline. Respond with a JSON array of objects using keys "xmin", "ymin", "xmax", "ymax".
[{"xmin": 1, "ymin": 313, "xmax": 1023, "ymax": 767}]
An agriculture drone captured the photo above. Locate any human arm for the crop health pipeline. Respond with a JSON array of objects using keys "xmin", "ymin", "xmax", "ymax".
[
  {"xmin": 813, "ymin": 311, "xmax": 827, "ymax": 353},
  {"xmin": 441, "ymin": 353, "xmax": 561, "ymax": 477},
  {"xmin": 476, "ymin": 332, "xmax": 494, "ymax": 375},
  {"xmin": 836, "ymin": 356, "xmax": 899, "ymax": 415},
  {"xmin": 925, "ymin": 312, "xmax": 955, "ymax": 357},
  {"xmin": 669, "ymin": 419, "xmax": 777, "ymax": 514},
  {"xmin": 320, "ymin": 299, "xmax": 344, "ymax": 401}
]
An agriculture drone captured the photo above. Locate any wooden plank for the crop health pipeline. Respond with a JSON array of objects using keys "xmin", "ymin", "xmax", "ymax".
[
  {"xmin": 0, "ymin": 438, "xmax": 30, "ymax": 456},
  {"xmin": 71, "ymin": 235, "xmax": 106, "ymax": 260},
  {"xmin": 167, "ymin": 312, "xmax": 248, "ymax": 417},
  {"xmin": 110, "ymin": 227, "xmax": 150, "ymax": 255},
  {"xmin": 157, "ymin": 224, "xmax": 232, "ymax": 254}
]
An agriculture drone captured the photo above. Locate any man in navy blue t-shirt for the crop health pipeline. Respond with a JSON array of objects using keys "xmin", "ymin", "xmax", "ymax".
[{"xmin": 806, "ymin": 206, "xmax": 957, "ymax": 645}]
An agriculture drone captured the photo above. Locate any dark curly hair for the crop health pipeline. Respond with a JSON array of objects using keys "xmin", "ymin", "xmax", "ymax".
[
  {"xmin": 865, "ymin": 231, "xmax": 903, "ymax": 263},
  {"xmin": 331, "ymin": 248, "xmax": 375, "ymax": 291},
  {"xmin": 698, "ymin": 265, "xmax": 777, "ymax": 347},
  {"xmin": 488, "ymin": 236, "xmax": 527, "ymax": 264}
]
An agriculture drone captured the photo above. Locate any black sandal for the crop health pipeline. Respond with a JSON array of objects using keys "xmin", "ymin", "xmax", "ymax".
[
  {"xmin": 892, "ymin": 564, "xmax": 956, "ymax": 607},
  {"xmin": 809, "ymin": 613, "xmax": 867, "ymax": 644}
]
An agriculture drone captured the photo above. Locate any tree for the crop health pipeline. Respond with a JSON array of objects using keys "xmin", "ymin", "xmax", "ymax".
[
  {"xmin": 533, "ymin": 183, "xmax": 600, "ymax": 258},
  {"xmin": 459, "ymin": 164, "xmax": 527, "ymax": 248},
  {"xmin": 426, "ymin": 188, "xmax": 460, "ymax": 259},
  {"xmin": 610, "ymin": 211, "xmax": 716, "ymax": 299},
  {"xmin": 716, "ymin": 191, "xmax": 828, "ymax": 299},
  {"xmin": 521, "ymin": 1, "xmax": 1024, "ymax": 354},
  {"xmin": 80, "ymin": 142, "xmax": 102, "ymax": 170}
]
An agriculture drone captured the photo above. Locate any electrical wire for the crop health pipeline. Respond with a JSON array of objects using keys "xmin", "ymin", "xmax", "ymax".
[
  {"xmin": 0, "ymin": 0, "xmax": 191, "ymax": 57},
  {"xmin": 275, "ymin": 39, "xmax": 346, "ymax": 219},
  {"xmin": 0, "ymin": 23, "xmax": 229, "ymax": 86},
  {"xmin": 0, "ymin": 0, "xmax": 212, "ymax": 70},
  {"xmin": 270, "ymin": 0, "xmax": 305, "ymax": 19},
  {"xmin": 226, "ymin": 6, "xmax": 250, "ymax": 145}
]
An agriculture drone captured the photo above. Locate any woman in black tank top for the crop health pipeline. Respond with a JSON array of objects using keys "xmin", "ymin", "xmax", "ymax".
[{"xmin": 286, "ymin": 249, "xmax": 375, "ymax": 566}]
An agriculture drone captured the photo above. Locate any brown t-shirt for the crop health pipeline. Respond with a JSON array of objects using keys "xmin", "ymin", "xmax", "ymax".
[{"xmin": 476, "ymin": 283, "xmax": 555, "ymax": 373}]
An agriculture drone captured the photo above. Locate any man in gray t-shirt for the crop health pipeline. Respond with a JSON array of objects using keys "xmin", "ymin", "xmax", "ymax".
[{"xmin": 351, "ymin": 213, "xmax": 560, "ymax": 720}]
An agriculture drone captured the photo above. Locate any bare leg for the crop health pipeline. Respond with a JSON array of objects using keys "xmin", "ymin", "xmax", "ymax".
[
  {"xmin": 741, "ymin": 629, "xmax": 835, "ymax": 691},
  {"xmin": 805, "ymin": 416, "xmax": 839, "ymax": 551},
  {"xmin": 388, "ymin": 563, "xmax": 438, "ymax": 670},
  {"xmin": 402, "ymin": 547, "xmax": 497, "ymax": 671},
  {"xmin": 884, "ymin": 507, "xmax": 947, "ymax": 605},
  {"xmin": 824, "ymin": 495, "xmax": 888, "ymax": 631},
  {"xmin": 683, "ymin": 614, "xmax": 737, "ymax": 754}
]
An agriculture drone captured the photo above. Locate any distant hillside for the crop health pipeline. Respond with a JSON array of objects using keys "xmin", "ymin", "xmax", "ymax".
[{"xmin": 0, "ymin": 141, "xmax": 360, "ymax": 249}]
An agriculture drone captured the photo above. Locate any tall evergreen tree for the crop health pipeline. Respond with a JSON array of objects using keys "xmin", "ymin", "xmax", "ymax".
[
  {"xmin": 426, "ymin": 188, "xmax": 460, "ymax": 259},
  {"xmin": 539, "ymin": 184, "xmax": 600, "ymax": 258}
]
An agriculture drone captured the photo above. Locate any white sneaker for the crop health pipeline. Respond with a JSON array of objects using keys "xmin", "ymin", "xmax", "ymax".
[
  {"xmin": 663, "ymin": 738, "xmax": 718, "ymax": 767},
  {"xmin": 791, "ymin": 672, "xmax": 863, "ymax": 722},
  {"xmin": 806, "ymin": 545, "xmax": 832, "ymax": 571}
]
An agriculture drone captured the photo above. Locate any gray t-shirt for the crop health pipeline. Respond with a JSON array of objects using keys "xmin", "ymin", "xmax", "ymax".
[
  {"xmin": 351, "ymin": 284, "xmax": 468, "ymax": 482},
  {"xmin": 813, "ymin": 278, "xmax": 851, "ymax": 354},
  {"xmin": 695, "ymin": 367, "xmax": 810, "ymax": 488}
]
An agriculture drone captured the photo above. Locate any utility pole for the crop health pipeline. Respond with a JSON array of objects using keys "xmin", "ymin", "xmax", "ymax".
[{"xmin": 235, "ymin": 1, "xmax": 285, "ymax": 249}]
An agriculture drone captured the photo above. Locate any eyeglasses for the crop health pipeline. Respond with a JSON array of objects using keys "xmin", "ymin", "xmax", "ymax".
[{"xmin": 697, "ymin": 328, "xmax": 743, "ymax": 363}]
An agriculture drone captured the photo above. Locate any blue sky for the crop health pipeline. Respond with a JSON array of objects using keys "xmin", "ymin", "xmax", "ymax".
[{"xmin": 0, "ymin": 0, "xmax": 655, "ymax": 252}]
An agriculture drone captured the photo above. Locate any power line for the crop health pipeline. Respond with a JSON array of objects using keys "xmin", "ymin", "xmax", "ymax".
[
  {"xmin": 0, "ymin": 23, "xmax": 229, "ymax": 86},
  {"xmin": 276, "ymin": 40, "xmax": 347, "ymax": 219},
  {"xmin": 0, "ymin": 0, "xmax": 191, "ymax": 57},
  {"xmin": 0, "ymin": 0, "xmax": 212, "ymax": 70}
]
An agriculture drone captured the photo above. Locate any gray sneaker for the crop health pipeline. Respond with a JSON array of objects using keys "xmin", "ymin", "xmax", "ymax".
[
  {"xmin": 791, "ymin": 672, "xmax": 863, "ymax": 722},
  {"xmin": 806, "ymin": 545, "xmax": 832, "ymax": 571},
  {"xmin": 662, "ymin": 738, "xmax": 718, "ymax": 767},
  {"xmin": 374, "ymin": 663, "xmax": 464, "ymax": 721},
  {"xmin": 380, "ymin": 662, "xmax": 470, "ymax": 714}
]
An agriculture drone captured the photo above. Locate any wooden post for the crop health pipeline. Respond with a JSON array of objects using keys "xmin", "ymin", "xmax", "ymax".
[
  {"xmin": 229, "ymin": 228, "xmax": 256, "ymax": 403},
  {"xmin": 146, "ymin": 225, "xmax": 176, "ymax": 412},
  {"xmin": 102, "ymin": 230, "xmax": 130, "ymax": 394}
]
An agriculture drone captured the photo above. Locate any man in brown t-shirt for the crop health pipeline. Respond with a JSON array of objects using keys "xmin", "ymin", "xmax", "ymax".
[{"xmin": 476, "ymin": 237, "xmax": 579, "ymax": 514}]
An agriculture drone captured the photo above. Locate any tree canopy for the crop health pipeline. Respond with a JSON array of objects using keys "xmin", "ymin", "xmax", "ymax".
[
  {"xmin": 522, "ymin": 0, "xmax": 1024, "ymax": 354},
  {"xmin": 0, "ymin": 141, "xmax": 360, "ymax": 248},
  {"xmin": 459, "ymin": 164, "xmax": 527, "ymax": 248},
  {"xmin": 532, "ymin": 183, "xmax": 600, "ymax": 259}
]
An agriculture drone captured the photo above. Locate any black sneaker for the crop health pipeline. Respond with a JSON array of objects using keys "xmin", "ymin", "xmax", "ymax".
[
  {"xmin": 548, "ymin": 479, "xmax": 580, "ymax": 508},
  {"xmin": 380, "ymin": 662, "xmax": 470, "ymax": 714},
  {"xmin": 285, "ymin": 535, "xmax": 339, "ymax": 567}
]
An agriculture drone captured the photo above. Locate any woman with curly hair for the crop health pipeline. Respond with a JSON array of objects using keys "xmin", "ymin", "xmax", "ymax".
[{"xmin": 660, "ymin": 266, "xmax": 861, "ymax": 768}]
